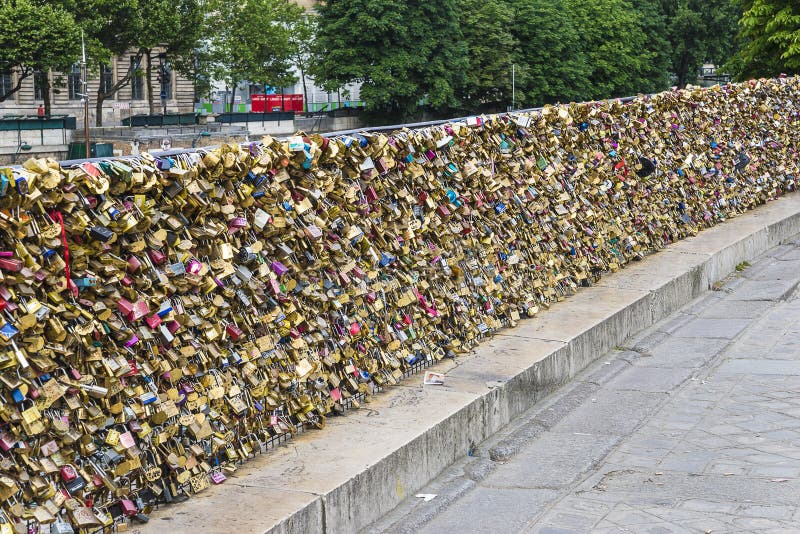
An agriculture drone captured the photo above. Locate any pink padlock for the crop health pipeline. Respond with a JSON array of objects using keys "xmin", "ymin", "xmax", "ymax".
[
  {"xmin": 117, "ymin": 298, "xmax": 134, "ymax": 319},
  {"xmin": 130, "ymin": 300, "xmax": 149, "ymax": 321},
  {"xmin": 304, "ymin": 225, "xmax": 323, "ymax": 240},
  {"xmin": 127, "ymin": 255, "xmax": 141, "ymax": 273},
  {"xmin": 186, "ymin": 258, "xmax": 203, "ymax": 275}
]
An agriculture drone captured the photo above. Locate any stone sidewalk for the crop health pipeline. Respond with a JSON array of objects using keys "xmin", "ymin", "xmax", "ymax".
[{"xmin": 371, "ymin": 238, "xmax": 800, "ymax": 533}]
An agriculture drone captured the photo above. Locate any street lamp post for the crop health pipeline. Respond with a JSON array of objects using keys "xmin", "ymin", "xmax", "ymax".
[{"xmin": 81, "ymin": 31, "xmax": 90, "ymax": 159}]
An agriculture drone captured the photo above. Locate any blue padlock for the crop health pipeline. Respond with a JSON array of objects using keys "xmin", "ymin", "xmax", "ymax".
[
  {"xmin": 157, "ymin": 302, "xmax": 173, "ymax": 318},
  {"xmin": 15, "ymin": 176, "xmax": 28, "ymax": 196},
  {"xmin": 379, "ymin": 253, "xmax": 395, "ymax": 267},
  {"xmin": 11, "ymin": 387, "xmax": 25, "ymax": 403},
  {"xmin": 0, "ymin": 322, "xmax": 19, "ymax": 341}
]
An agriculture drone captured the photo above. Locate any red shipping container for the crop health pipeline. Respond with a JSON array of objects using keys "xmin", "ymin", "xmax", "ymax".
[{"xmin": 251, "ymin": 94, "xmax": 304, "ymax": 113}]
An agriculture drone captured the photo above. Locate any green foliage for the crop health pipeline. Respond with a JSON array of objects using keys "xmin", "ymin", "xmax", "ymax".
[
  {"xmin": 290, "ymin": 14, "xmax": 318, "ymax": 111},
  {"xmin": 53, "ymin": 0, "xmax": 142, "ymax": 61},
  {"xmin": 457, "ymin": 0, "xmax": 517, "ymax": 109},
  {"xmin": 206, "ymin": 0, "xmax": 303, "ymax": 90},
  {"xmin": 565, "ymin": 0, "xmax": 653, "ymax": 99},
  {"xmin": 733, "ymin": 0, "xmax": 800, "ymax": 79},
  {"xmin": 138, "ymin": 0, "xmax": 204, "ymax": 72},
  {"xmin": 629, "ymin": 0, "xmax": 672, "ymax": 93},
  {"xmin": 662, "ymin": 0, "xmax": 740, "ymax": 87},
  {"xmin": 508, "ymin": 0, "xmax": 590, "ymax": 106},
  {"xmin": 0, "ymin": 0, "xmax": 81, "ymax": 101},
  {"xmin": 313, "ymin": 0, "xmax": 468, "ymax": 118}
]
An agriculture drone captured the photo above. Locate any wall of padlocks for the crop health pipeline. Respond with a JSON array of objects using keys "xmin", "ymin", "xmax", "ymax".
[{"xmin": 0, "ymin": 77, "xmax": 798, "ymax": 531}]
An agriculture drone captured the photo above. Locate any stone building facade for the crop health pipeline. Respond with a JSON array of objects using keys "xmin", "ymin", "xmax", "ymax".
[{"xmin": 0, "ymin": 47, "xmax": 195, "ymax": 126}]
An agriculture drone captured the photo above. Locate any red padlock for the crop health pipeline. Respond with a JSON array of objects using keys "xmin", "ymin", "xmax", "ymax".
[
  {"xmin": 147, "ymin": 249, "xmax": 167, "ymax": 265},
  {"xmin": 120, "ymin": 498, "xmax": 138, "ymax": 517},
  {"xmin": 60, "ymin": 464, "xmax": 78, "ymax": 482},
  {"xmin": 145, "ymin": 314, "xmax": 162, "ymax": 330},
  {"xmin": 226, "ymin": 323, "xmax": 243, "ymax": 341}
]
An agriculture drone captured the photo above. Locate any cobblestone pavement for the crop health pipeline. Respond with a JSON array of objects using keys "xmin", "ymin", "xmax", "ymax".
[{"xmin": 369, "ymin": 238, "xmax": 800, "ymax": 534}]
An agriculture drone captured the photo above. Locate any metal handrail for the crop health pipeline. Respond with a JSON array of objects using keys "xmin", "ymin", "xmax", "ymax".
[{"xmin": 18, "ymin": 95, "xmax": 645, "ymax": 168}]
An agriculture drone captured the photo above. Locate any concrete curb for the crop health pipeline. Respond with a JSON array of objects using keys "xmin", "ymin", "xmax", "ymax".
[{"xmin": 137, "ymin": 195, "xmax": 800, "ymax": 534}]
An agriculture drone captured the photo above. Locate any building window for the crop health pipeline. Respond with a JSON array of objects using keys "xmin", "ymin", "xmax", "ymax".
[
  {"xmin": 99, "ymin": 64, "xmax": 113, "ymax": 94},
  {"xmin": 34, "ymin": 70, "xmax": 47, "ymax": 101},
  {"xmin": 0, "ymin": 71, "xmax": 13, "ymax": 99},
  {"xmin": 131, "ymin": 56, "xmax": 143, "ymax": 100},
  {"xmin": 67, "ymin": 64, "xmax": 82, "ymax": 100},
  {"xmin": 158, "ymin": 58, "xmax": 172, "ymax": 100}
]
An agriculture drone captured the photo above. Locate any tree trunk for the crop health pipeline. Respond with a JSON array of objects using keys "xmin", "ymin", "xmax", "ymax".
[
  {"xmin": 300, "ymin": 68, "xmax": 309, "ymax": 113},
  {"xmin": 230, "ymin": 85, "xmax": 236, "ymax": 113},
  {"xmin": 92, "ymin": 52, "xmax": 141, "ymax": 127},
  {"xmin": 145, "ymin": 49, "xmax": 155, "ymax": 115},
  {"xmin": 95, "ymin": 93, "xmax": 106, "ymax": 127},
  {"xmin": 677, "ymin": 53, "xmax": 690, "ymax": 89},
  {"xmin": 0, "ymin": 67, "xmax": 31, "ymax": 103},
  {"xmin": 42, "ymin": 75, "xmax": 52, "ymax": 116}
]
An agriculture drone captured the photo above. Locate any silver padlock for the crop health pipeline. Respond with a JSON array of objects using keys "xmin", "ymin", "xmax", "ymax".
[{"xmin": 50, "ymin": 514, "xmax": 74, "ymax": 534}]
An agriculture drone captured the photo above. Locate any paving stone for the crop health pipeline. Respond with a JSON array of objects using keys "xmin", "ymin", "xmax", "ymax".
[
  {"xmin": 726, "ymin": 279, "xmax": 799, "ymax": 301},
  {"xmin": 697, "ymin": 299, "xmax": 772, "ymax": 319},
  {"xmin": 717, "ymin": 359, "xmax": 800, "ymax": 375},
  {"xmin": 632, "ymin": 337, "xmax": 730, "ymax": 369},
  {"xmin": 553, "ymin": 390, "xmax": 666, "ymax": 436},
  {"xmin": 375, "ymin": 239, "xmax": 800, "ymax": 534},
  {"xmin": 486, "ymin": 432, "xmax": 619, "ymax": 490},
  {"xmin": 417, "ymin": 488, "xmax": 558, "ymax": 534},
  {"xmin": 670, "ymin": 317, "xmax": 751, "ymax": 338},
  {"xmin": 604, "ymin": 366, "xmax": 693, "ymax": 393}
]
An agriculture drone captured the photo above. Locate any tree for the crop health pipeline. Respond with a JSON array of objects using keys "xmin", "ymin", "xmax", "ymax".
[
  {"xmin": 629, "ymin": 0, "xmax": 672, "ymax": 94},
  {"xmin": 662, "ymin": 0, "xmax": 741, "ymax": 88},
  {"xmin": 137, "ymin": 0, "xmax": 204, "ymax": 114},
  {"xmin": 0, "ymin": 0, "xmax": 81, "ymax": 105},
  {"xmin": 206, "ymin": 0, "xmax": 303, "ymax": 112},
  {"xmin": 289, "ymin": 14, "xmax": 318, "ymax": 113},
  {"xmin": 733, "ymin": 0, "xmax": 800, "ymax": 79},
  {"xmin": 508, "ymin": 0, "xmax": 590, "ymax": 107},
  {"xmin": 314, "ymin": 0, "xmax": 468, "ymax": 119},
  {"xmin": 564, "ymin": 0, "xmax": 653, "ymax": 99},
  {"xmin": 457, "ymin": 0, "xmax": 517, "ymax": 111},
  {"xmin": 50, "ymin": 0, "xmax": 143, "ymax": 125}
]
